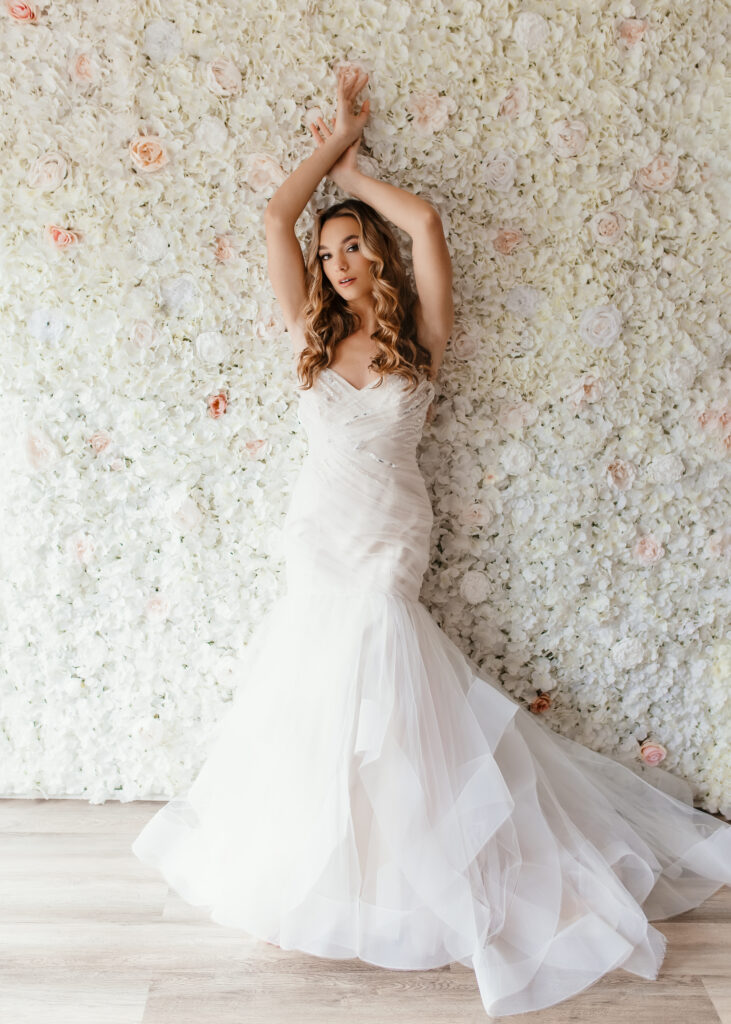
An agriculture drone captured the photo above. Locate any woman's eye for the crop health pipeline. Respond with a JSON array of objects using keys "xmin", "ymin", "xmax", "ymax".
[{"xmin": 347, "ymin": 244, "xmax": 358, "ymax": 252}]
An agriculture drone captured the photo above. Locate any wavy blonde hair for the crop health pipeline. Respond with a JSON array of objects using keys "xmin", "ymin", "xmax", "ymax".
[{"xmin": 296, "ymin": 199, "xmax": 432, "ymax": 394}]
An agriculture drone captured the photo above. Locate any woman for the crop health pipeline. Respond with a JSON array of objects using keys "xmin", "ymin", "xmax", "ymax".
[{"xmin": 132, "ymin": 67, "xmax": 731, "ymax": 1019}]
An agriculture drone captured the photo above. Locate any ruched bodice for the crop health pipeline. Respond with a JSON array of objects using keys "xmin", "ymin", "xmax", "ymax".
[{"xmin": 283, "ymin": 368, "xmax": 437, "ymax": 602}]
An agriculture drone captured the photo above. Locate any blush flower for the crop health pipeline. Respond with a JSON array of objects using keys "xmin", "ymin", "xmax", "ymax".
[
  {"xmin": 129, "ymin": 135, "xmax": 170, "ymax": 174},
  {"xmin": 498, "ymin": 81, "xmax": 529, "ymax": 119},
  {"xmin": 529, "ymin": 692, "xmax": 552, "ymax": 714},
  {"xmin": 633, "ymin": 534, "xmax": 665, "ymax": 564},
  {"xmin": 634, "ymin": 154, "xmax": 678, "ymax": 193},
  {"xmin": 45, "ymin": 224, "xmax": 81, "ymax": 250},
  {"xmin": 606, "ymin": 458, "xmax": 636, "ymax": 490},
  {"xmin": 247, "ymin": 154, "xmax": 287, "ymax": 191},
  {"xmin": 28, "ymin": 152, "xmax": 69, "ymax": 191},
  {"xmin": 406, "ymin": 91, "xmax": 457, "ymax": 134},
  {"xmin": 549, "ymin": 118, "xmax": 588, "ymax": 158},
  {"xmin": 494, "ymin": 228, "xmax": 524, "ymax": 254},
  {"xmin": 640, "ymin": 740, "xmax": 667, "ymax": 766},
  {"xmin": 205, "ymin": 58, "xmax": 242, "ymax": 96},
  {"xmin": 5, "ymin": 1, "xmax": 38, "ymax": 21},
  {"xmin": 207, "ymin": 391, "xmax": 228, "ymax": 418},
  {"xmin": 617, "ymin": 18, "xmax": 649, "ymax": 48},
  {"xmin": 589, "ymin": 210, "xmax": 626, "ymax": 247},
  {"xmin": 567, "ymin": 372, "xmax": 604, "ymax": 412},
  {"xmin": 214, "ymin": 234, "xmax": 236, "ymax": 262},
  {"xmin": 89, "ymin": 430, "xmax": 111, "ymax": 453},
  {"xmin": 68, "ymin": 50, "xmax": 100, "ymax": 85}
]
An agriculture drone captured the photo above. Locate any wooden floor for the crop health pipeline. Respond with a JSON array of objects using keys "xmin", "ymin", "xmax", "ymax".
[{"xmin": 1, "ymin": 799, "xmax": 729, "ymax": 1024}]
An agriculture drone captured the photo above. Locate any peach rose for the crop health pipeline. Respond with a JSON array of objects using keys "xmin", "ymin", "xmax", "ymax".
[
  {"xmin": 68, "ymin": 50, "xmax": 99, "ymax": 85},
  {"xmin": 529, "ymin": 692, "xmax": 552, "ymax": 714},
  {"xmin": 5, "ymin": 1, "xmax": 38, "ymax": 21},
  {"xmin": 494, "ymin": 228, "xmax": 524, "ymax": 254},
  {"xmin": 214, "ymin": 234, "xmax": 236, "ymax": 263},
  {"xmin": 617, "ymin": 18, "xmax": 648, "ymax": 47},
  {"xmin": 498, "ymin": 81, "xmax": 529, "ymax": 119},
  {"xmin": 634, "ymin": 154, "xmax": 677, "ymax": 193},
  {"xmin": 45, "ymin": 224, "xmax": 81, "ymax": 250},
  {"xmin": 207, "ymin": 392, "xmax": 227, "ymax": 418},
  {"xmin": 89, "ymin": 430, "xmax": 111, "ymax": 453},
  {"xmin": 606, "ymin": 458, "xmax": 635, "ymax": 490},
  {"xmin": 406, "ymin": 90, "xmax": 457, "ymax": 134},
  {"xmin": 633, "ymin": 533, "xmax": 664, "ymax": 564},
  {"xmin": 639, "ymin": 741, "xmax": 666, "ymax": 766},
  {"xmin": 129, "ymin": 134, "xmax": 169, "ymax": 174}
]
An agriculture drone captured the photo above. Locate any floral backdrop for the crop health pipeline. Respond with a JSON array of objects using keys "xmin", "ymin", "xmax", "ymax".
[{"xmin": 1, "ymin": 0, "xmax": 728, "ymax": 814}]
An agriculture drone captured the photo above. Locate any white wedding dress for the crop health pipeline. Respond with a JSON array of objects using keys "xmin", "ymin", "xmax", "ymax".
[{"xmin": 132, "ymin": 367, "xmax": 731, "ymax": 1018}]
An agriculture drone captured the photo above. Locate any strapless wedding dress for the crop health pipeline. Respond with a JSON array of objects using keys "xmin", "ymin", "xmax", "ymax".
[{"xmin": 132, "ymin": 367, "xmax": 731, "ymax": 1018}]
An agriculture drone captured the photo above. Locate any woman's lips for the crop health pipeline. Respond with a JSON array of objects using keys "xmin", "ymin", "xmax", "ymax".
[{"xmin": 339, "ymin": 277, "xmax": 356, "ymax": 286}]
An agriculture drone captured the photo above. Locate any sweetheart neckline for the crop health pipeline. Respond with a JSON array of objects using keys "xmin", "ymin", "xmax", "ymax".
[{"xmin": 321, "ymin": 367, "xmax": 435, "ymax": 394}]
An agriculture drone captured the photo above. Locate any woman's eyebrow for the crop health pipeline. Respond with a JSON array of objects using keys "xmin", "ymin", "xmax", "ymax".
[{"xmin": 317, "ymin": 234, "xmax": 359, "ymax": 253}]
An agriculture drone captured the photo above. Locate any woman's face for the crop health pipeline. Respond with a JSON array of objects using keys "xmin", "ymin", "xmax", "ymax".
[{"xmin": 317, "ymin": 215, "xmax": 373, "ymax": 300}]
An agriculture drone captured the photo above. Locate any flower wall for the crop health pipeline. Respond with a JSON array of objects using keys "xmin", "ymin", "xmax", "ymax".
[{"xmin": 1, "ymin": 0, "xmax": 728, "ymax": 813}]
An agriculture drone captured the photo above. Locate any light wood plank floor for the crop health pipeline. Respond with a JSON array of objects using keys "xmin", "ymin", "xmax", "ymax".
[{"xmin": 1, "ymin": 798, "xmax": 729, "ymax": 1024}]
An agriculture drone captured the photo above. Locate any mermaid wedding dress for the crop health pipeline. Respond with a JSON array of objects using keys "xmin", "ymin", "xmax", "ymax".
[{"xmin": 132, "ymin": 367, "xmax": 731, "ymax": 1018}]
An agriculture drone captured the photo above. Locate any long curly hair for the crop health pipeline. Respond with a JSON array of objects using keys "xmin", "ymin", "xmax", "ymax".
[{"xmin": 296, "ymin": 199, "xmax": 432, "ymax": 394}]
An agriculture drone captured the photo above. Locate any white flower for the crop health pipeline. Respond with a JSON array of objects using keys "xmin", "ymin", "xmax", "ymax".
[
  {"xmin": 612, "ymin": 636, "xmax": 644, "ymax": 669},
  {"xmin": 135, "ymin": 225, "xmax": 168, "ymax": 262},
  {"xmin": 26, "ymin": 429, "xmax": 61, "ymax": 470},
  {"xmin": 482, "ymin": 147, "xmax": 518, "ymax": 191},
  {"xmin": 567, "ymin": 372, "xmax": 604, "ymax": 411},
  {"xmin": 647, "ymin": 454, "xmax": 684, "ymax": 484},
  {"xmin": 195, "ymin": 331, "xmax": 230, "ymax": 364},
  {"xmin": 246, "ymin": 153, "xmax": 287, "ymax": 191},
  {"xmin": 205, "ymin": 58, "xmax": 242, "ymax": 97},
  {"xmin": 194, "ymin": 116, "xmax": 229, "ymax": 150},
  {"xmin": 498, "ymin": 399, "xmax": 539, "ymax": 430},
  {"xmin": 28, "ymin": 152, "xmax": 69, "ymax": 191},
  {"xmin": 588, "ymin": 210, "xmax": 627, "ymax": 247},
  {"xmin": 549, "ymin": 118, "xmax": 588, "ymax": 158},
  {"xmin": 160, "ymin": 274, "xmax": 198, "ymax": 316},
  {"xmin": 500, "ymin": 440, "xmax": 534, "ymax": 475},
  {"xmin": 504, "ymin": 285, "xmax": 543, "ymax": 318},
  {"xmin": 28, "ymin": 307, "xmax": 67, "ymax": 343},
  {"xmin": 129, "ymin": 320, "xmax": 160, "ymax": 350},
  {"xmin": 606, "ymin": 458, "xmax": 636, "ymax": 490},
  {"xmin": 406, "ymin": 90, "xmax": 457, "ymax": 134},
  {"xmin": 509, "ymin": 495, "xmax": 535, "ymax": 525},
  {"xmin": 143, "ymin": 20, "xmax": 183, "ymax": 64},
  {"xmin": 450, "ymin": 322, "xmax": 478, "ymax": 360},
  {"xmin": 513, "ymin": 11, "xmax": 550, "ymax": 50},
  {"xmin": 579, "ymin": 304, "xmax": 623, "ymax": 348},
  {"xmin": 460, "ymin": 569, "xmax": 490, "ymax": 604}
]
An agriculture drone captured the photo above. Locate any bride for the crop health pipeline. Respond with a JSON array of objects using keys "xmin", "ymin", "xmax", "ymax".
[{"xmin": 132, "ymin": 66, "xmax": 731, "ymax": 1019}]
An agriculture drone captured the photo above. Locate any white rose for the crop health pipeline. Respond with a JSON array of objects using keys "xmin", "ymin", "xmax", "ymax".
[
  {"xmin": 579, "ymin": 304, "xmax": 623, "ymax": 348},
  {"xmin": 460, "ymin": 569, "xmax": 490, "ymax": 604},
  {"xmin": 195, "ymin": 330, "xmax": 230, "ymax": 364},
  {"xmin": 647, "ymin": 454, "xmax": 684, "ymax": 484},
  {"xmin": 549, "ymin": 118, "xmax": 588, "ymax": 158},
  {"xmin": 143, "ymin": 19, "xmax": 183, "ymax": 64},
  {"xmin": 500, "ymin": 440, "xmax": 534, "ymax": 475},
  {"xmin": 513, "ymin": 11, "xmax": 549, "ymax": 50},
  {"xmin": 130, "ymin": 319, "xmax": 160, "ymax": 350},
  {"xmin": 589, "ymin": 210, "xmax": 626, "ymax": 247},
  {"xmin": 161, "ymin": 274, "xmax": 198, "ymax": 316},
  {"xmin": 504, "ymin": 285, "xmax": 543, "ymax": 318},
  {"xmin": 28, "ymin": 151, "xmax": 69, "ymax": 191},
  {"xmin": 205, "ymin": 58, "xmax": 242, "ymax": 97},
  {"xmin": 509, "ymin": 495, "xmax": 535, "ymax": 525},
  {"xmin": 612, "ymin": 636, "xmax": 644, "ymax": 669},
  {"xmin": 194, "ymin": 116, "xmax": 229, "ymax": 150},
  {"xmin": 567, "ymin": 372, "xmax": 604, "ymax": 411},
  {"xmin": 28, "ymin": 307, "xmax": 67, "ymax": 343},
  {"xmin": 247, "ymin": 153, "xmax": 287, "ymax": 191},
  {"xmin": 483, "ymin": 147, "xmax": 518, "ymax": 191},
  {"xmin": 135, "ymin": 225, "xmax": 168, "ymax": 262}
]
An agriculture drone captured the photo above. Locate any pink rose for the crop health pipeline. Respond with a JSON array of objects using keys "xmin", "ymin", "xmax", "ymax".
[
  {"xmin": 617, "ymin": 18, "xmax": 648, "ymax": 47},
  {"xmin": 639, "ymin": 741, "xmax": 666, "ymax": 766},
  {"xmin": 494, "ymin": 228, "xmax": 524, "ymax": 254},
  {"xmin": 606, "ymin": 458, "xmax": 635, "ymax": 490},
  {"xmin": 634, "ymin": 154, "xmax": 677, "ymax": 193},
  {"xmin": 633, "ymin": 534, "xmax": 665, "ymax": 564},
  {"xmin": 45, "ymin": 224, "xmax": 81, "ymax": 250},
  {"xmin": 207, "ymin": 392, "xmax": 227, "ymax": 418},
  {"xmin": 28, "ymin": 152, "xmax": 69, "ymax": 191},
  {"xmin": 498, "ymin": 82, "xmax": 529, "ymax": 119},
  {"xmin": 89, "ymin": 430, "xmax": 111, "ymax": 453},
  {"xmin": 129, "ymin": 135, "xmax": 169, "ymax": 174},
  {"xmin": 214, "ymin": 234, "xmax": 236, "ymax": 263},
  {"xmin": 5, "ymin": 1, "xmax": 38, "ymax": 21},
  {"xmin": 406, "ymin": 91, "xmax": 457, "ymax": 134}
]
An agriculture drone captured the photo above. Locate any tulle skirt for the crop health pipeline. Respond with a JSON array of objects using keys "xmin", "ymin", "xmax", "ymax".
[{"xmin": 131, "ymin": 589, "xmax": 731, "ymax": 1018}]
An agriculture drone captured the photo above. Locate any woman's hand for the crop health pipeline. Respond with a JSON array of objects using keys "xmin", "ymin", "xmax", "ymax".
[
  {"xmin": 309, "ymin": 113, "xmax": 362, "ymax": 191},
  {"xmin": 331, "ymin": 65, "xmax": 371, "ymax": 143}
]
